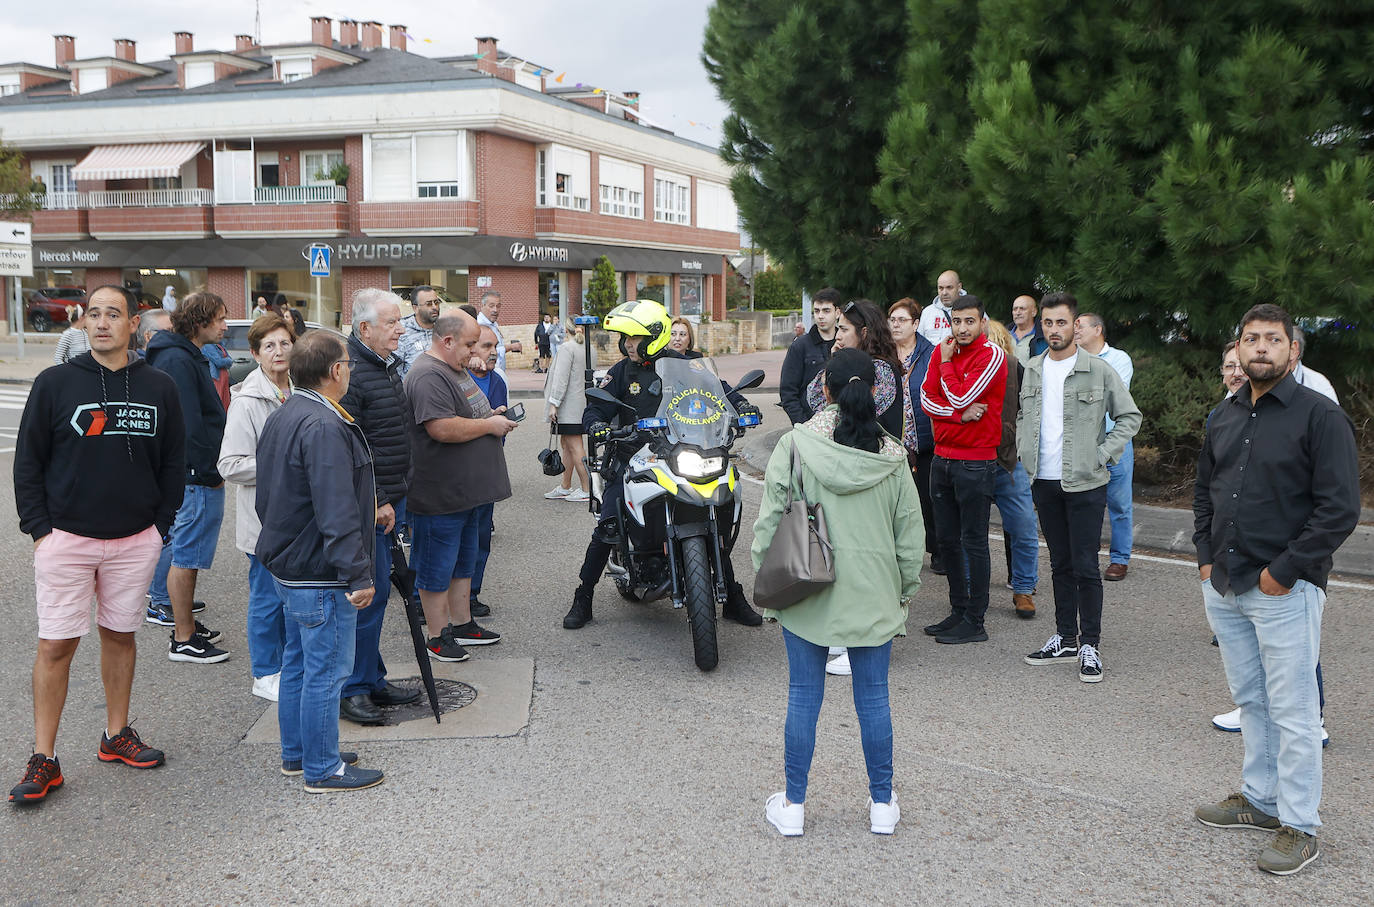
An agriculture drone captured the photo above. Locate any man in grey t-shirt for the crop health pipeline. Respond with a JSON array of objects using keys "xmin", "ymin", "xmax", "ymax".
[{"xmin": 403, "ymin": 311, "xmax": 518, "ymax": 663}]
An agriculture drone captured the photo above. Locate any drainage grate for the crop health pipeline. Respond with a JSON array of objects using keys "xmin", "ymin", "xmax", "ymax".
[{"xmin": 378, "ymin": 677, "xmax": 477, "ymax": 725}]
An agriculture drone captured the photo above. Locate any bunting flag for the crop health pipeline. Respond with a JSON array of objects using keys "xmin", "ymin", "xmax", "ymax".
[
  {"xmin": 555, "ymin": 72, "xmax": 566, "ymax": 83},
  {"xmin": 592, "ymin": 87, "xmax": 603, "ymax": 94}
]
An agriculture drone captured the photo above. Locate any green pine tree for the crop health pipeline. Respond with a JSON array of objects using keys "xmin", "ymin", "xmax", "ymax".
[
  {"xmin": 704, "ymin": 0, "xmax": 927, "ymax": 301},
  {"xmin": 584, "ymin": 255, "xmax": 620, "ymax": 320}
]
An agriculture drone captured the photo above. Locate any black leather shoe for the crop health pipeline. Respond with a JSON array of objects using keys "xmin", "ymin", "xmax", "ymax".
[
  {"xmin": 370, "ymin": 683, "xmax": 420, "ymax": 707},
  {"xmin": 722, "ymin": 583, "xmax": 763, "ymax": 626},
  {"xmin": 922, "ymin": 612, "xmax": 962, "ymax": 636},
  {"xmin": 339, "ymin": 694, "xmax": 384, "ymax": 725},
  {"xmin": 470, "ymin": 598, "xmax": 492, "ymax": 618},
  {"xmin": 936, "ymin": 618, "xmax": 989, "ymax": 645},
  {"xmin": 563, "ymin": 586, "xmax": 593, "ymax": 629}
]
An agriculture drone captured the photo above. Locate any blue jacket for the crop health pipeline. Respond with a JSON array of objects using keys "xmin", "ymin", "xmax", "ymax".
[
  {"xmin": 254, "ymin": 390, "xmax": 376, "ymax": 592},
  {"xmin": 145, "ymin": 329, "xmax": 226, "ymax": 485},
  {"xmin": 903, "ymin": 335, "xmax": 936, "ymax": 454}
]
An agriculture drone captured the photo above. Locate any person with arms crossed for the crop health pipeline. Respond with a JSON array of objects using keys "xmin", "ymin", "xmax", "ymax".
[
  {"xmin": 1192, "ymin": 304, "xmax": 1358, "ymax": 875},
  {"xmin": 11, "ymin": 285, "xmax": 185, "ymax": 805}
]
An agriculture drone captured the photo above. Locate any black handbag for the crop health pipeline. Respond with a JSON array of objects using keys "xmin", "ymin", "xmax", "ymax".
[{"xmin": 537, "ymin": 428, "xmax": 565, "ymax": 476}]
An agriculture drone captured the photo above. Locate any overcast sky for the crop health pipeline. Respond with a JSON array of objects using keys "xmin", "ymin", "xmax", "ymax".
[{"xmin": 0, "ymin": 0, "xmax": 731, "ymax": 147}]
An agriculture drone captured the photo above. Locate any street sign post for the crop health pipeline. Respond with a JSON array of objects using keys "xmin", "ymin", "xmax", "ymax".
[
  {"xmin": 308, "ymin": 243, "xmax": 331, "ymax": 322},
  {"xmin": 0, "ymin": 221, "xmax": 33, "ymax": 358}
]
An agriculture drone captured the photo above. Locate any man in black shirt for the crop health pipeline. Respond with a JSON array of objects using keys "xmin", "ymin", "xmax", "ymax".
[
  {"xmin": 1192, "ymin": 303, "xmax": 1359, "ymax": 876},
  {"xmin": 778, "ymin": 288, "xmax": 840, "ymax": 424}
]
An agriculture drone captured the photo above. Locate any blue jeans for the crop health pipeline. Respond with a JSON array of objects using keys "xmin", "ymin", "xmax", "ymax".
[
  {"xmin": 147, "ymin": 484, "xmax": 226, "ymax": 605},
  {"xmin": 1106, "ymin": 441, "xmax": 1134, "ymax": 565},
  {"xmin": 246, "ymin": 554, "xmax": 286, "ymax": 678},
  {"xmin": 1203, "ymin": 578, "xmax": 1324, "ymax": 834},
  {"xmin": 470, "ymin": 502, "xmax": 496, "ymax": 598},
  {"xmin": 344, "ymin": 498, "xmax": 404, "ymax": 698},
  {"xmin": 278, "ymin": 586, "xmax": 358, "ymax": 784},
  {"xmin": 782, "ymin": 628, "xmax": 893, "ymax": 805},
  {"xmin": 994, "ymin": 462, "xmax": 1038, "ymax": 594},
  {"xmin": 929, "ymin": 457, "xmax": 998, "ymax": 625}
]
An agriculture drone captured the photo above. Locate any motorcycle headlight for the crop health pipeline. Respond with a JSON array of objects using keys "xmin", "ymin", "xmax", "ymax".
[{"xmin": 672, "ymin": 448, "xmax": 727, "ymax": 479}]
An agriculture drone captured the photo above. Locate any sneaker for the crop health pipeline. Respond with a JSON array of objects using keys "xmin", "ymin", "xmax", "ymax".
[
  {"xmin": 1194, "ymin": 793, "xmax": 1281, "ymax": 830},
  {"xmin": 1078, "ymin": 644, "xmax": 1103, "ymax": 682},
  {"xmin": 828, "ymin": 646, "xmax": 845, "ymax": 656},
  {"xmin": 1322, "ymin": 723, "xmax": 1329, "ymax": 748},
  {"xmin": 469, "ymin": 598, "xmax": 492, "ymax": 618},
  {"xmin": 192, "ymin": 599, "xmax": 206, "ymax": 614},
  {"xmin": 8, "ymin": 754, "xmax": 62, "ymax": 804},
  {"xmin": 935, "ymin": 618, "xmax": 989, "ymax": 645},
  {"xmin": 1024, "ymin": 634, "xmax": 1078, "ymax": 666},
  {"xmin": 870, "ymin": 795, "xmax": 900, "ymax": 834},
  {"xmin": 544, "ymin": 486, "xmax": 571, "ymax": 499},
  {"xmin": 426, "ymin": 630, "xmax": 470, "ymax": 663},
  {"xmin": 194, "ymin": 621, "xmax": 222, "ymax": 644},
  {"xmin": 168, "ymin": 633, "xmax": 230, "ymax": 664},
  {"xmin": 98, "ymin": 726, "xmax": 165, "ymax": 768},
  {"xmin": 1257, "ymin": 826, "xmax": 1320, "ymax": 875},
  {"xmin": 565, "ymin": 488, "xmax": 590, "ymax": 503},
  {"xmin": 825, "ymin": 650, "xmax": 851, "ymax": 676},
  {"xmin": 303, "ymin": 763, "xmax": 385, "ymax": 794},
  {"xmin": 252, "ymin": 673, "xmax": 281, "ymax": 703},
  {"xmin": 145, "ymin": 603, "xmax": 175, "ymax": 626},
  {"xmin": 282, "ymin": 751, "xmax": 357, "ymax": 777},
  {"xmin": 765, "ymin": 791, "xmax": 804, "ymax": 836},
  {"xmin": 1212, "ymin": 707, "xmax": 1242, "ymax": 732},
  {"xmin": 447, "ymin": 620, "xmax": 501, "ymax": 646},
  {"xmin": 922, "ymin": 612, "xmax": 961, "ymax": 637}
]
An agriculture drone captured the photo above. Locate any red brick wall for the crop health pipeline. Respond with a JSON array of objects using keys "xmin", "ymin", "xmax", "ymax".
[
  {"xmin": 206, "ymin": 268, "xmax": 245, "ymax": 315},
  {"xmin": 341, "ymin": 267, "xmax": 390, "ymax": 325},
  {"xmin": 344, "ymin": 135, "xmax": 364, "ymax": 236},
  {"xmin": 358, "ymin": 201, "xmax": 478, "ymax": 234},
  {"xmin": 213, "ymin": 204, "xmax": 348, "ymax": 235},
  {"xmin": 31, "ymin": 209, "xmax": 88, "ymax": 237},
  {"xmin": 565, "ymin": 271, "xmax": 583, "ymax": 317},
  {"xmin": 84, "ymin": 268, "xmax": 121, "ymax": 295},
  {"xmin": 467, "ymin": 268, "xmax": 539, "ymax": 324},
  {"xmin": 569, "ymin": 96, "xmax": 607, "ymax": 113},
  {"xmin": 20, "ymin": 71, "xmax": 66, "ymax": 91},
  {"xmin": 475, "ymin": 132, "xmax": 535, "ymax": 236},
  {"xmin": 89, "ymin": 206, "xmax": 212, "ymax": 235}
]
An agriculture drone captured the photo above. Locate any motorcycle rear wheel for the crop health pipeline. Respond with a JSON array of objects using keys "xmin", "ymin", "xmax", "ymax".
[{"xmin": 680, "ymin": 535, "xmax": 719, "ymax": 671}]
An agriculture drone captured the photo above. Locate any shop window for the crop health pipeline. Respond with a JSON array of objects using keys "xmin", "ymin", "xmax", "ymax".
[
  {"xmin": 679, "ymin": 276, "xmax": 703, "ymax": 318},
  {"xmin": 636, "ymin": 273, "xmax": 671, "ymax": 309},
  {"xmin": 390, "ymin": 268, "xmax": 469, "ymax": 305},
  {"xmin": 248, "ymin": 269, "xmax": 344, "ymax": 329}
]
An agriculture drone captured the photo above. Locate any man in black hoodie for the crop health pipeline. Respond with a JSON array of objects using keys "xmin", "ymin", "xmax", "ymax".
[
  {"xmin": 144, "ymin": 292, "xmax": 230, "ymax": 664},
  {"xmin": 778, "ymin": 287, "xmax": 840, "ymax": 424},
  {"xmin": 11, "ymin": 285, "xmax": 185, "ymax": 806}
]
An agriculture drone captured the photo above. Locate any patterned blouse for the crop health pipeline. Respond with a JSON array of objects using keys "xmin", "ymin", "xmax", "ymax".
[
  {"xmin": 899, "ymin": 346, "xmax": 921, "ymax": 453},
  {"xmin": 801, "ymin": 405, "xmax": 906, "ymax": 459},
  {"xmin": 806, "ymin": 356, "xmax": 898, "ymax": 418}
]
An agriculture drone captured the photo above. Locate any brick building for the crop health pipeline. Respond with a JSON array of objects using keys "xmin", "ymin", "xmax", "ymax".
[{"xmin": 0, "ymin": 17, "xmax": 739, "ymax": 350}]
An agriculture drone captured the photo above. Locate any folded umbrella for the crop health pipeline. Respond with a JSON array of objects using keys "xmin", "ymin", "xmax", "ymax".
[{"xmin": 389, "ymin": 535, "xmax": 441, "ymax": 723}]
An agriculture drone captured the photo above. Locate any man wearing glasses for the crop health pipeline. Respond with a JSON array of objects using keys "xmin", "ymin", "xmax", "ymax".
[{"xmin": 255, "ymin": 332, "xmax": 384, "ymax": 793}]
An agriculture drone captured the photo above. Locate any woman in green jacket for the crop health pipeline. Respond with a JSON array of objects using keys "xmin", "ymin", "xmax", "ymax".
[{"xmin": 752, "ymin": 348, "xmax": 925, "ymax": 837}]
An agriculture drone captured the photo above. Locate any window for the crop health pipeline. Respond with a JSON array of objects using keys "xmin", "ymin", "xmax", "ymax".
[
  {"xmin": 636, "ymin": 273, "xmax": 671, "ymax": 309},
  {"xmin": 278, "ymin": 57, "xmax": 312, "ymax": 83},
  {"xmin": 48, "ymin": 163, "xmax": 76, "ymax": 194},
  {"xmin": 183, "ymin": 61, "xmax": 215, "ymax": 89},
  {"xmin": 679, "ymin": 276, "xmax": 703, "ymax": 317},
  {"xmin": 535, "ymin": 144, "xmax": 590, "ymax": 211},
  {"xmin": 0, "ymin": 75, "xmax": 20, "ymax": 97},
  {"xmin": 366, "ymin": 133, "xmax": 472, "ymax": 201},
  {"xmin": 302, "ymin": 151, "xmax": 345, "ymax": 186},
  {"xmin": 653, "ymin": 170, "xmax": 691, "ymax": 224},
  {"xmin": 257, "ymin": 151, "xmax": 279, "ymax": 188},
  {"xmin": 150, "ymin": 176, "xmax": 183, "ymax": 190},
  {"xmin": 598, "ymin": 156, "xmax": 644, "ymax": 219},
  {"xmin": 213, "ymin": 147, "xmax": 254, "ymax": 203},
  {"xmin": 696, "ymin": 181, "xmax": 737, "ymax": 233},
  {"xmin": 78, "ymin": 68, "xmax": 107, "ymax": 94}
]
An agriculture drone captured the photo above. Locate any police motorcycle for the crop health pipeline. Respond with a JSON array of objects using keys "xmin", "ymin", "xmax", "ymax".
[{"xmin": 586, "ymin": 358, "xmax": 765, "ymax": 671}]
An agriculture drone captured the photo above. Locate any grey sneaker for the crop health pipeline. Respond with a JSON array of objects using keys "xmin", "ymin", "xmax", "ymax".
[
  {"xmin": 1195, "ymin": 793, "xmax": 1281, "ymax": 830},
  {"xmin": 1257, "ymin": 826, "xmax": 1320, "ymax": 875}
]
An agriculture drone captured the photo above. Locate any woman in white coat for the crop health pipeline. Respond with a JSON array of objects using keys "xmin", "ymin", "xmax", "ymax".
[
  {"xmin": 543, "ymin": 321, "xmax": 590, "ymax": 502},
  {"xmin": 217, "ymin": 315, "xmax": 295, "ymax": 702}
]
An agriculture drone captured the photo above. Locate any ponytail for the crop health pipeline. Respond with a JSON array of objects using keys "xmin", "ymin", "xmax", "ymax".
[{"xmin": 824, "ymin": 347, "xmax": 882, "ymax": 453}]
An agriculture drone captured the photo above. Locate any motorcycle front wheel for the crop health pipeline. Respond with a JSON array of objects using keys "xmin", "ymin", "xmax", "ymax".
[{"xmin": 680, "ymin": 535, "xmax": 719, "ymax": 671}]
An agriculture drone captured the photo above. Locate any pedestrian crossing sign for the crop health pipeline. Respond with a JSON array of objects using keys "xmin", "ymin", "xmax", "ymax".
[{"xmin": 309, "ymin": 244, "xmax": 331, "ymax": 277}]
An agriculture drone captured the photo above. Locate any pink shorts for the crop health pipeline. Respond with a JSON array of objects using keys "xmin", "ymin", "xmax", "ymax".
[{"xmin": 34, "ymin": 526, "xmax": 164, "ymax": 639}]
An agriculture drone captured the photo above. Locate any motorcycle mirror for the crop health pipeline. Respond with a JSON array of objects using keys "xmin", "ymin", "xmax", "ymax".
[
  {"xmin": 647, "ymin": 379, "xmax": 662, "ymax": 398},
  {"xmin": 735, "ymin": 369, "xmax": 766, "ymax": 391},
  {"xmin": 587, "ymin": 387, "xmax": 635, "ymax": 411}
]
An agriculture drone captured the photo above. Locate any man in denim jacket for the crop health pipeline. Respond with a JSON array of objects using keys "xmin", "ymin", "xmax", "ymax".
[{"xmin": 1015, "ymin": 292, "xmax": 1140, "ymax": 684}]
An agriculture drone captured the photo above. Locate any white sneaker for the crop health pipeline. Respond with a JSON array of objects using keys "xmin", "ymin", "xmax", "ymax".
[
  {"xmin": 544, "ymin": 486, "xmax": 571, "ymax": 500},
  {"xmin": 765, "ymin": 792, "xmax": 804, "ymax": 836},
  {"xmin": 565, "ymin": 488, "xmax": 590, "ymax": 502},
  {"xmin": 825, "ymin": 650, "xmax": 851, "ymax": 676},
  {"xmin": 828, "ymin": 646, "xmax": 845, "ymax": 656},
  {"xmin": 870, "ymin": 794, "xmax": 900, "ymax": 834},
  {"xmin": 252, "ymin": 672, "xmax": 281, "ymax": 703},
  {"xmin": 1212, "ymin": 706, "xmax": 1241, "ymax": 732}
]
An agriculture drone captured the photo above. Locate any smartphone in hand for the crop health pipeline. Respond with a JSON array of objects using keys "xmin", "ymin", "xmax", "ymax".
[{"xmin": 507, "ymin": 402, "xmax": 526, "ymax": 422}]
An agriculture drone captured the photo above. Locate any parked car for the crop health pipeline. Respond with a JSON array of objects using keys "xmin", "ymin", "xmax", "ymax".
[
  {"xmin": 25, "ymin": 286, "xmax": 87, "ymax": 332},
  {"xmin": 221, "ymin": 318, "xmax": 344, "ymax": 385}
]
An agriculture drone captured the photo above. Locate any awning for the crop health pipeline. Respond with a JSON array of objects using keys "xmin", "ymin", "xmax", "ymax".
[{"xmin": 72, "ymin": 141, "xmax": 205, "ymax": 181}]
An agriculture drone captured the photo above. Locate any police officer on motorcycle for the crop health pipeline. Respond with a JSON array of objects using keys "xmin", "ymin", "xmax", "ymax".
[{"xmin": 564, "ymin": 299, "xmax": 763, "ymax": 630}]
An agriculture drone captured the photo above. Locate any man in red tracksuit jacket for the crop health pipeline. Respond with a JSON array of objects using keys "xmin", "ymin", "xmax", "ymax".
[{"xmin": 919, "ymin": 294, "xmax": 1008, "ymax": 644}]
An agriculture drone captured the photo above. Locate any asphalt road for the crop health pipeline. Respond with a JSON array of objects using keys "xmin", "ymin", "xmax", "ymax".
[{"xmin": 1, "ymin": 416, "xmax": 1371, "ymax": 904}]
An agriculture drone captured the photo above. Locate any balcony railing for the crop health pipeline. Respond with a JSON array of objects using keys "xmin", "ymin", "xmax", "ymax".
[
  {"xmin": 552, "ymin": 192, "xmax": 590, "ymax": 211},
  {"xmin": 86, "ymin": 189, "xmax": 215, "ymax": 208},
  {"xmin": 250, "ymin": 185, "xmax": 348, "ymax": 204}
]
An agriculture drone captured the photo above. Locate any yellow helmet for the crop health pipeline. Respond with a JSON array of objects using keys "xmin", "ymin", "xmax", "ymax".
[{"xmin": 603, "ymin": 299, "xmax": 673, "ymax": 359}]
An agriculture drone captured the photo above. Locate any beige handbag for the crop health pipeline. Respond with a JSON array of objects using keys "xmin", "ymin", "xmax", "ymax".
[{"xmin": 753, "ymin": 440, "xmax": 835, "ymax": 609}]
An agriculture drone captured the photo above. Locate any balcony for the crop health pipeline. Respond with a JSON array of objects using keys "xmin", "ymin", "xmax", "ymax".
[
  {"xmin": 249, "ymin": 185, "xmax": 348, "ymax": 205},
  {"xmin": 541, "ymin": 192, "xmax": 590, "ymax": 212},
  {"xmin": 87, "ymin": 189, "xmax": 215, "ymax": 208}
]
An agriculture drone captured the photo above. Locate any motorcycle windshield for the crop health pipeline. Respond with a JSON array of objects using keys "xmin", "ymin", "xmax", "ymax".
[{"xmin": 655, "ymin": 357, "xmax": 735, "ymax": 449}]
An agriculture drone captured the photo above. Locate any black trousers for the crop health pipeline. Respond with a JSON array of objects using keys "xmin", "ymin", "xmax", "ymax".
[
  {"xmin": 1031, "ymin": 479, "xmax": 1108, "ymax": 647},
  {"xmin": 929, "ymin": 457, "xmax": 998, "ymax": 626},
  {"xmin": 908, "ymin": 450, "xmax": 936, "ymax": 555}
]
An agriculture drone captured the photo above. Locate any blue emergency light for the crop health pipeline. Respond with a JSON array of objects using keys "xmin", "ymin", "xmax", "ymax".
[
  {"xmin": 736, "ymin": 413, "xmax": 762, "ymax": 427},
  {"xmin": 574, "ymin": 315, "xmax": 600, "ymax": 325},
  {"xmin": 635, "ymin": 417, "xmax": 669, "ymax": 430}
]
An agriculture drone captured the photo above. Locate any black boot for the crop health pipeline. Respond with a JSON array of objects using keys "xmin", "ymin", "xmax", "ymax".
[
  {"xmin": 563, "ymin": 585, "xmax": 594, "ymax": 629},
  {"xmin": 722, "ymin": 582, "xmax": 763, "ymax": 627}
]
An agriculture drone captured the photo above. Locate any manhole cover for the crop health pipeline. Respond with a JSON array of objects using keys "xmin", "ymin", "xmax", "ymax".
[{"xmin": 379, "ymin": 677, "xmax": 477, "ymax": 725}]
